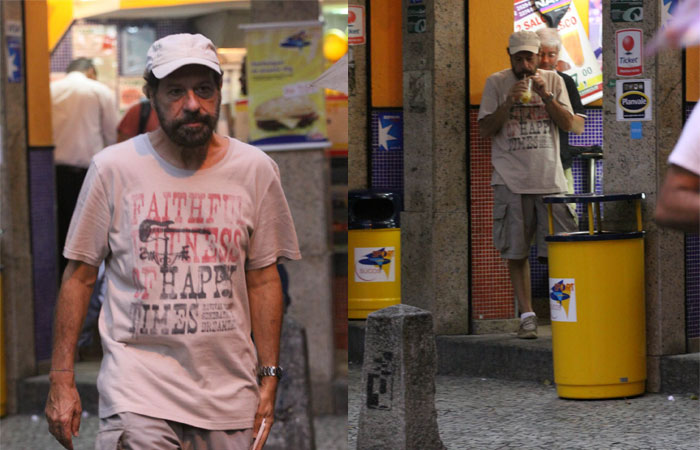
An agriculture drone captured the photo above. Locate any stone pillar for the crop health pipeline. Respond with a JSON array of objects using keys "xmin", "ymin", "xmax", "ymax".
[
  {"xmin": 268, "ymin": 150, "xmax": 335, "ymax": 414},
  {"xmin": 265, "ymin": 316, "xmax": 316, "ymax": 450},
  {"xmin": 250, "ymin": 0, "xmax": 320, "ymax": 23},
  {"xmin": 358, "ymin": 304, "xmax": 444, "ymax": 450},
  {"xmin": 602, "ymin": 0, "xmax": 686, "ymax": 391},
  {"xmin": 249, "ymin": 0, "xmax": 334, "ymax": 414},
  {"xmin": 0, "ymin": 0, "xmax": 36, "ymax": 413},
  {"xmin": 348, "ymin": 0, "xmax": 368, "ymax": 190},
  {"xmin": 401, "ymin": 0, "xmax": 469, "ymax": 334}
]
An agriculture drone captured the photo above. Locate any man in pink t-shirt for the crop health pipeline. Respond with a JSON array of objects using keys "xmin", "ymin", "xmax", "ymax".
[{"xmin": 45, "ymin": 34, "xmax": 301, "ymax": 450}]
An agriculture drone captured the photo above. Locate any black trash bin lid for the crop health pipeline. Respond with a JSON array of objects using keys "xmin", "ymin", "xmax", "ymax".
[{"xmin": 348, "ymin": 190, "xmax": 401, "ymax": 230}]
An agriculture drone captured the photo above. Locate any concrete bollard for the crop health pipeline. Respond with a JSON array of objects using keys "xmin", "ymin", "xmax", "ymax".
[
  {"xmin": 265, "ymin": 316, "xmax": 316, "ymax": 450},
  {"xmin": 357, "ymin": 304, "xmax": 445, "ymax": 450}
]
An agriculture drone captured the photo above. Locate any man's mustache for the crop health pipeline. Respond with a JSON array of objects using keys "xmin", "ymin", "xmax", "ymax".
[{"xmin": 175, "ymin": 113, "xmax": 213, "ymax": 126}]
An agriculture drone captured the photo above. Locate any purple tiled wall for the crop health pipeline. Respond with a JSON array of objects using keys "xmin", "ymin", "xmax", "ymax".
[
  {"xmin": 29, "ymin": 150, "xmax": 58, "ymax": 360},
  {"xmin": 684, "ymin": 103, "xmax": 699, "ymax": 340},
  {"xmin": 371, "ymin": 109, "xmax": 404, "ymax": 192}
]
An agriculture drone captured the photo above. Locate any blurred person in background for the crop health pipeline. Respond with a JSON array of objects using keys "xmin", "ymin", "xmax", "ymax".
[
  {"xmin": 536, "ymin": 27, "xmax": 586, "ymax": 202},
  {"xmin": 51, "ymin": 57, "xmax": 119, "ymax": 277},
  {"xmin": 650, "ymin": 0, "xmax": 700, "ymax": 232},
  {"xmin": 117, "ymin": 97, "xmax": 159, "ymax": 142}
]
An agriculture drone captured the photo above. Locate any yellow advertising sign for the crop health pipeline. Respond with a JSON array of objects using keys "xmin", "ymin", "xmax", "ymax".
[{"xmin": 242, "ymin": 21, "xmax": 329, "ymax": 150}]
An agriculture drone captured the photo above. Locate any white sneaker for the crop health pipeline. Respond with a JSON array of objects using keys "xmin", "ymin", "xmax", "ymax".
[{"xmin": 517, "ymin": 315, "xmax": 538, "ymax": 339}]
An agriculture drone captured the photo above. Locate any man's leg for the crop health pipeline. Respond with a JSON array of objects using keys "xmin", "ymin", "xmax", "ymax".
[
  {"xmin": 185, "ymin": 425, "xmax": 253, "ymax": 450},
  {"xmin": 95, "ymin": 412, "xmax": 183, "ymax": 450},
  {"xmin": 508, "ymin": 257, "xmax": 532, "ymax": 314},
  {"xmin": 493, "ymin": 186, "xmax": 538, "ymax": 339},
  {"xmin": 508, "ymin": 257, "xmax": 537, "ymax": 339}
]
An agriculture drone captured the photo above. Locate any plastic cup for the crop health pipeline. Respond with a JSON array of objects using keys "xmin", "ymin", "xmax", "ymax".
[{"xmin": 521, "ymin": 78, "xmax": 533, "ymax": 104}]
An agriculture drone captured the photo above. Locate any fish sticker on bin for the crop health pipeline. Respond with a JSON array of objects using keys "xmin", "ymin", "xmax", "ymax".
[
  {"xmin": 354, "ymin": 247, "xmax": 396, "ymax": 283},
  {"xmin": 549, "ymin": 278, "xmax": 577, "ymax": 322}
]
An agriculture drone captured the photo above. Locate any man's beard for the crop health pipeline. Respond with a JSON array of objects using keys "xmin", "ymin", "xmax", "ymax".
[{"xmin": 155, "ymin": 99, "xmax": 220, "ymax": 149}]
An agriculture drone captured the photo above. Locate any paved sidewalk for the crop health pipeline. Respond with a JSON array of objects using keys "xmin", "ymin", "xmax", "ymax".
[
  {"xmin": 1, "ymin": 414, "xmax": 347, "ymax": 450},
  {"xmin": 348, "ymin": 363, "xmax": 700, "ymax": 449}
]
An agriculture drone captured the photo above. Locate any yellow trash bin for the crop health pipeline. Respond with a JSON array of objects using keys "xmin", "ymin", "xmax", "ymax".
[
  {"xmin": 544, "ymin": 193, "xmax": 646, "ymax": 399},
  {"xmin": 348, "ymin": 191, "xmax": 401, "ymax": 319}
]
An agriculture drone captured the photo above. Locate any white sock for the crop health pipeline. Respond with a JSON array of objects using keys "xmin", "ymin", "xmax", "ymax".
[{"xmin": 520, "ymin": 312, "xmax": 536, "ymax": 320}]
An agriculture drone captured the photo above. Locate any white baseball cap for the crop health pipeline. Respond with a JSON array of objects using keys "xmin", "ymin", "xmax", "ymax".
[
  {"xmin": 145, "ymin": 33, "xmax": 222, "ymax": 79},
  {"xmin": 508, "ymin": 31, "xmax": 540, "ymax": 55}
]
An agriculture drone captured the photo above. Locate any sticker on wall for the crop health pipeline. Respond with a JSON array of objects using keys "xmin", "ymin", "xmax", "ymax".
[
  {"xmin": 6, "ymin": 20, "xmax": 22, "ymax": 84},
  {"xmin": 348, "ymin": 6, "xmax": 366, "ymax": 45},
  {"xmin": 615, "ymin": 29, "xmax": 643, "ymax": 77},
  {"xmin": 373, "ymin": 111, "xmax": 403, "ymax": 151},
  {"xmin": 660, "ymin": 0, "xmax": 680, "ymax": 30},
  {"xmin": 611, "ymin": 0, "xmax": 643, "ymax": 22},
  {"xmin": 354, "ymin": 247, "xmax": 396, "ymax": 283},
  {"xmin": 630, "ymin": 121, "xmax": 643, "ymax": 139},
  {"xmin": 616, "ymin": 79, "xmax": 652, "ymax": 121},
  {"xmin": 550, "ymin": 278, "xmax": 577, "ymax": 322},
  {"xmin": 6, "ymin": 36, "xmax": 22, "ymax": 83},
  {"xmin": 407, "ymin": 4, "xmax": 427, "ymax": 34}
]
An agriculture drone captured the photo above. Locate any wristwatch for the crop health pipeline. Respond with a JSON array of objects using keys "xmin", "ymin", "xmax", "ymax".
[
  {"xmin": 259, "ymin": 365, "xmax": 284, "ymax": 379},
  {"xmin": 543, "ymin": 92, "xmax": 555, "ymax": 104}
]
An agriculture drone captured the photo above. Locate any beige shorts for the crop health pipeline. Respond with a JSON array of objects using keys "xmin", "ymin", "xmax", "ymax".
[
  {"xmin": 492, "ymin": 184, "xmax": 577, "ymax": 260},
  {"xmin": 95, "ymin": 412, "xmax": 253, "ymax": 450}
]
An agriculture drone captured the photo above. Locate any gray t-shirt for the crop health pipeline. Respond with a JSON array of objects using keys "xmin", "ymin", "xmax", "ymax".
[
  {"xmin": 478, "ymin": 68, "xmax": 572, "ymax": 194},
  {"xmin": 64, "ymin": 134, "xmax": 301, "ymax": 429}
]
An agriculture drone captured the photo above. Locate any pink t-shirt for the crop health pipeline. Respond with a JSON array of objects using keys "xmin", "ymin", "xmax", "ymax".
[
  {"xmin": 64, "ymin": 134, "xmax": 301, "ymax": 429},
  {"xmin": 478, "ymin": 68, "xmax": 572, "ymax": 194}
]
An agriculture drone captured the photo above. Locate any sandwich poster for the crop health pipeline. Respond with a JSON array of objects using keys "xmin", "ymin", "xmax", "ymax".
[
  {"xmin": 242, "ymin": 21, "xmax": 329, "ymax": 150},
  {"xmin": 514, "ymin": 0, "xmax": 603, "ymax": 105}
]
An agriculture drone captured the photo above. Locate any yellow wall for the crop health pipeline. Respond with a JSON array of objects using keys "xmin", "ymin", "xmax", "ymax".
[
  {"xmin": 687, "ymin": 47, "xmax": 699, "ymax": 102},
  {"xmin": 25, "ymin": 0, "xmax": 54, "ymax": 147},
  {"xmin": 370, "ymin": 0, "xmax": 403, "ymax": 107},
  {"xmin": 469, "ymin": 1, "xmax": 512, "ymax": 105},
  {"xmin": 48, "ymin": 0, "xmax": 236, "ymax": 51},
  {"xmin": 119, "ymin": 0, "xmax": 232, "ymax": 10},
  {"xmin": 47, "ymin": 0, "xmax": 73, "ymax": 52}
]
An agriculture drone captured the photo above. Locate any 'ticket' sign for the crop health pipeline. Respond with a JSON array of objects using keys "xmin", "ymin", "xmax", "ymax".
[{"xmin": 616, "ymin": 28, "xmax": 643, "ymax": 77}]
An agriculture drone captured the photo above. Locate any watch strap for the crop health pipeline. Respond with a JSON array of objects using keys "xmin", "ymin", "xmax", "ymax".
[{"xmin": 259, "ymin": 365, "xmax": 284, "ymax": 379}]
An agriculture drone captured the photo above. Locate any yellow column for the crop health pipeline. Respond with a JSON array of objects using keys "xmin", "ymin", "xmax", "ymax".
[
  {"xmin": 370, "ymin": 0, "xmax": 403, "ymax": 107},
  {"xmin": 26, "ymin": 0, "xmax": 53, "ymax": 147}
]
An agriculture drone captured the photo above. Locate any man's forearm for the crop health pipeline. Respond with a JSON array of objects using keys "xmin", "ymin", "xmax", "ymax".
[
  {"xmin": 479, "ymin": 97, "xmax": 514, "ymax": 138},
  {"xmin": 51, "ymin": 261, "xmax": 98, "ymax": 371},
  {"xmin": 571, "ymin": 115, "xmax": 585, "ymax": 135},
  {"xmin": 655, "ymin": 165, "xmax": 700, "ymax": 232},
  {"xmin": 544, "ymin": 98, "xmax": 574, "ymax": 132},
  {"xmin": 247, "ymin": 265, "xmax": 284, "ymax": 368}
]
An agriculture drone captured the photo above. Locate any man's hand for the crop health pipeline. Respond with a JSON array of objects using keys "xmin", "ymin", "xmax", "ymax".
[
  {"xmin": 44, "ymin": 260, "xmax": 97, "ymax": 449},
  {"xmin": 655, "ymin": 164, "xmax": 700, "ymax": 232},
  {"xmin": 508, "ymin": 78, "xmax": 529, "ymax": 103},
  {"xmin": 246, "ymin": 264, "xmax": 284, "ymax": 449},
  {"xmin": 530, "ymin": 73, "xmax": 547, "ymax": 99},
  {"xmin": 251, "ymin": 376, "xmax": 279, "ymax": 449},
  {"xmin": 45, "ymin": 371, "xmax": 82, "ymax": 450}
]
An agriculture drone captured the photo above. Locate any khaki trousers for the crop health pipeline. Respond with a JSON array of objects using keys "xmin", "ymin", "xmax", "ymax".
[{"xmin": 95, "ymin": 412, "xmax": 253, "ymax": 450}]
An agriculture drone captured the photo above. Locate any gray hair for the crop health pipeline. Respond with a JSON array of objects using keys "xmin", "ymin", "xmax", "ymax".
[{"xmin": 536, "ymin": 27, "xmax": 561, "ymax": 51}]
